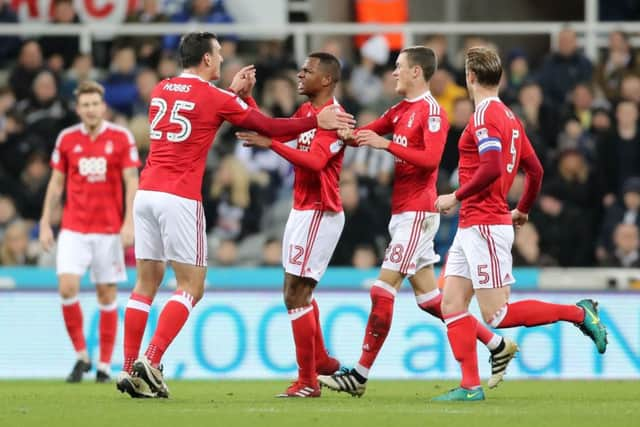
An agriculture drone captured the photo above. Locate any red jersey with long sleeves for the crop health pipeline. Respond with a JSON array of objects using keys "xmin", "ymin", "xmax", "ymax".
[
  {"xmin": 51, "ymin": 121, "xmax": 140, "ymax": 233},
  {"xmin": 458, "ymin": 97, "xmax": 536, "ymax": 227},
  {"xmin": 139, "ymin": 73, "xmax": 253, "ymax": 201},
  {"xmin": 279, "ymin": 98, "xmax": 345, "ymax": 212},
  {"xmin": 361, "ymin": 91, "xmax": 448, "ymax": 214}
]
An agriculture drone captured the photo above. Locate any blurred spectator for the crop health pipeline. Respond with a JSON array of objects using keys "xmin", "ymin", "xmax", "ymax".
[
  {"xmin": 561, "ymin": 83, "xmax": 595, "ymax": 132},
  {"xmin": 39, "ymin": 0, "xmax": 80, "ymax": 72},
  {"xmin": 430, "ymin": 69, "xmax": 467, "ymax": 119},
  {"xmin": 423, "ymin": 34, "xmax": 456, "ymax": 76},
  {"xmin": 596, "ymin": 100, "xmax": 640, "ymax": 204},
  {"xmin": 0, "ymin": 0, "xmax": 20, "ymax": 66},
  {"xmin": 205, "ymin": 156, "xmax": 263, "ymax": 241},
  {"xmin": 0, "ymin": 194, "xmax": 19, "ymax": 240},
  {"xmin": 556, "ymin": 118, "xmax": 595, "ymax": 161},
  {"xmin": 0, "ymin": 111, "xmax": 45, "ymax": 179},
  {"xmin": 331, "ymin": 171, "xmax": 385, "ymax": 265},
  {"xmin": 369, "ymin": 68, "xmax": 403, "ymax": 115},
  {"xmin": 261, "ymin": 75, "xmax": 298, "ymax": 118},
  {"xmin": 512, "ymin": 81, "xmax": 557, "ymax": 166},
  {"xmin": 591, "ymin": 107, "xmax": 613, "ymax": 140},
  {"xmin": 537, "ymin": 27, "xmax": 593, "ymax": 107},
  {"xmin": 212, "ymin": 238, "xmax": 238, "ymax": 266},
  {"xmin": 597, "ymin": 176, "xmax": 640, "ymax": 261},
  {"xmin": 13, "ymin": 151, "xmax": 50, "ymax": 221},
  {"xmin": 441, "ymin": 97, "xmax": 473, "ymax": 175},
  {"xmin": 513, "ymin": 222, "xmax": 557, "ymax": 266},
  {"xmin": 530, "ymin": 193, "xmax": 591, "ymax": 266},
  {"xmin": 600, "ymin": 223, "xmax": 640, "ymax": 267},
  {"xmin": 343, "ymin": 110, "xmax": 394, "ymax": 187},
  {"xmin": 595, "ymin": 31, "xmax": 640, "ymax": 101},
  {"xmin": 9, "ymin": 40, "xmax": 45, "ymax": 101},
  {"xmin": 123, "ymin": 0, "xmax": 169, "ymax": 69},
  {"xmin": 132, "ymin": 68, "xmax": 159, "ymax": 116},
  {"xmin": 14, "ymin": 70, "xmax": 76, "ymax": 152},
  {"xmin": 502, "ymin": 49, "xmax": 530, "ymax": 105},
  {"xmin": 350, "ymin": 35, "xmax": 389, "ymax": 107},
  {"xmin": 157, "ymin": 54, "xmax": 179, "ymax": 79},
  {"xmin": 261, "ymin": 237, "xmax": 282, "ymax": 267},
  {"xmin": 618, "ymin": 73, "xmax": 640, "ymax": 104},
  {"xmin": 164, "ymin": 0, "xmax": 235, "ymax": 52},
  {"xmin": 102, "ymin": 46, "xmax": 138, "ymax": 116},
  {"xmin": 352, "ymin": 244, "xmax": 377, "ymax": 269},
  {"xmin": 319, "ymin": 38, "xmax": 353, "ymax": 81},
  {"xmin": 60, "ymin": 54, "xmax": 100, "ymax": 100},
  {"xmin": 254, "ymin": 40, "xmax": 298, "ymax": 94},
  {"xmin": 0, "ymin": 220, "xmax": 36, "ymax": 266}
]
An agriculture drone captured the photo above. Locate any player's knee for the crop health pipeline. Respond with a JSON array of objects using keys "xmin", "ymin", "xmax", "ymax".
[
  {"xmin": 480, "ymin": 304, "xmax": 508, "ymax": 327},
  {"xmin": 96, "ymin": 285, "xmax": 117, "ymax": 305}
]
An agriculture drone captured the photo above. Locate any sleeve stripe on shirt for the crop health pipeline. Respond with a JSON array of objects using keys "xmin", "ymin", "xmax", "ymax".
[
  {"xmin": 478, "ymin": 140, "xmax": 502, "ymax": 153},
  {"xmin": 424, "ymin": 93, "xmax": 440, "ymax": 115},
  {"xmin": 474, "ymin": 101, "xmax": 490, "ymax": 126}
]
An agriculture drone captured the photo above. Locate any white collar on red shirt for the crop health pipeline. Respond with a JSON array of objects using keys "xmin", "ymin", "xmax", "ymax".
[
  {"xmin": 179, "ymin": 72, "xmax": 209, "ymax": 83},
  {"xmin": 405, "ymin": 90, "xmax": 432, "ymax": 103},
  {"xmin": 475, "ymin": 96, "xmax": 501, "ymax": 111},
  {"xmin": 80, "ymin": 121, "xmax": 108, "ymax": 136}
]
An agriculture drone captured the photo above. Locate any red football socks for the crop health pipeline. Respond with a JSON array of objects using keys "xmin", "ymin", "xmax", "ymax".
[
  {"xmin": 98, "ymin": 302, "xmax": 118, "ymax": 367},
  {"xmin": 494, "ymin": 300, "xmax": 585, "ymax": 328},
  {"xmin": 62, "ymin": 297, "xmax": 86, "ymax": 354},
  {"xmin": 145, "ymin": 290, "xmax": 195, "ymax": 366},
  {"xmin": 357, "ymin": 281, "xmax": 396, "ymax": 375},
  {"xmin": 444, "ymin": 311, "xmax": 481, "ymax": 389},
  {"xmin": 123, "ymin": 292, "xmax": 153, "ymax": 373},
  {"xmin": 289, "ymin": 304, "xmax": 317, "ymax": 387}
]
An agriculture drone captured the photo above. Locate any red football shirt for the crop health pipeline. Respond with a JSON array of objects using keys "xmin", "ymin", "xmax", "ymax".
[
  {"xmin": 278, "ymin": 98, "xmax": 345, "ymax": 212},
  {"xmin": 361, "ymin": 91, "xmax": 449, "ymax": 214},
  {"xmin": 51, "ymin": 121, "xmax": 140, "ymax": 234},
  {"xmin": 139, "ymin": 73, "xmax": 253, "ymax": 201},
  {"xmin": 458, "ymin": 97, "xmax": 535, "ymax": 227}
]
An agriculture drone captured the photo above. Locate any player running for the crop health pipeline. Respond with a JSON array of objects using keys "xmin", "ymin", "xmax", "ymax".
[
  {"xmin": 432, "ymin": 47, "xmax": 607, "ymax": 402},
  {"xmin": 39, "ymin": 80, "xmax": 140, "ymax": 384},
  {"xmin": 237, "ymin": 52, "xmax": 347, "ymax": 398},
  {"xmin": 116, "ymin": 32, "xmax": 354, "ymax": 398},
  {"xmin": 318, "ymin": 46, "xmax": 516, "ymax": 397}
]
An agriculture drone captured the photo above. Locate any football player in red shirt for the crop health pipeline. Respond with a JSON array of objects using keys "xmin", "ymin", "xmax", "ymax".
[
  {"xmin": 433, "ymin": 47, "xmax": 607, "ymax": 401},
  {"xmin": 237, "ymin": 52, "xmax": 348, "ymax": 398},
  {"xmin": 117, "ymin": 32, "xmax": 354, "ymax": 398},
  {"xmin": 319, "ymin": 47, "xmax": 515, "ymax": 397},
  {"xmin": 39, "ymin": 80, "xmax": 140, "ymax": 384}
]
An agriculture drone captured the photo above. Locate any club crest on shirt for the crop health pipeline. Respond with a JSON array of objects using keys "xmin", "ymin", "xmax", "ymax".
[
  {"xmin": 428, "ymin": 116, "xmax": 441, "ymax": 132},
  {"xmin": 475, "ymin": 127, "xmax": 488, "ymax": 140},
  {"xmin": 407, "ymin": 112, "xmax": 415, "ymax": 128},
  {"xmin": 105, "ymin": 140, "xmax": 113, "ymax": 155},
  {"xmin": 73, "ymin": 144, "xmax": 83, "ymax": 153}
]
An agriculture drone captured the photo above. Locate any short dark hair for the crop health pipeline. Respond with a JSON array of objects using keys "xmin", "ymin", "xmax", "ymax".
[
  {"xmin": 466, "ymin": 47, "xmax": 503, "ymax": 87},
  {"xmin": 179, "ymin": 32, "xmax": 218, "ymax": 68},
  {"xmin": 308, "ymin": 52, "xmax": 341, "ymax": 84},
  {"xmin": 400, "ymin": 46, "xmax": 437, "ymax": 82}
]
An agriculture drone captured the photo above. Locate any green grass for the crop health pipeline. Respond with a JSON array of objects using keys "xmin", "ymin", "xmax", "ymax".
[{"xmin": 1, "ymin": 380, "xmax": 638, "ymax": 427}]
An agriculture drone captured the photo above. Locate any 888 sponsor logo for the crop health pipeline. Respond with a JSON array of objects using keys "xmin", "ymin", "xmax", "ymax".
[{"xmin": 78, "ymin": 157, "xmax": 107, "ymax": 182}]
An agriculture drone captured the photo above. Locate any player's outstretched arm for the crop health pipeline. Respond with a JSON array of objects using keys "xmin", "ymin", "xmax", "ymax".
[
  {"xmin": 39, "ymin": 169, "xmax": 66, "ymax": 251},
  {"xmin": 356, "ymin": 130, "xmax": 444, "ymax": 170},
  {"xmin": 121, "ymin": 167, "xmax": 139, "ymax": 247},
  {"xmin": 236, "ymin": 131, "xmax": 331, "ymax": 172}
]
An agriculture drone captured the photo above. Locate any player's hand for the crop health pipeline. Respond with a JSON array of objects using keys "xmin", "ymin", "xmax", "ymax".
[
  {"xmin": 229, "ymin": 65, "xmax": 256, "ymax": 97},
  {"xmin": 120, "ymin": 220, "xmax": 134, "ymax": 248},
  {"xmin": 356, "ymin": 130, "xmax": 390, "ymax": 150},
  {"xmin": 511, "ymin": 208, "xmax": 528, "ymax": 229},
  {"xmin": 435, "ymin": 193, "xmax": 459, "ymax": 214},
  {"xmin": 38, "ymin": 222, "xmax": 55, "ymax": 251},
  {"xmin": 236, "ymin": 131, "xmax": 272, "ymax": 149},
  {"xmin": 317, "ymin": 106, "xmax": 355, "ymax": 130}
]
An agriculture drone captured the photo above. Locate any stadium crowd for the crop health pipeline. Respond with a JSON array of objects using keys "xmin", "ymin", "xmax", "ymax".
[{"xmin": 1, "ymin": 0, "xmax": 640, "ymax": 269}]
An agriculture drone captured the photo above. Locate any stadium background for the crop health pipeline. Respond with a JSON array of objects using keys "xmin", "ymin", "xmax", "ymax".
[{"xmin": 0, "ymin": 0, "xmax": 639, "ymax": 381}]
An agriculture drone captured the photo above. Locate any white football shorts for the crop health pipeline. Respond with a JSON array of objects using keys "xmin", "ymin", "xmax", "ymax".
[
  {"xmin": 133, "ymin": 190, "xmax": 207, "ymax": 267},
  {"xmin": 57, "ymin": 229, "xmax": 126, "ymax": 284},
  {"xmin": 381, "ymin": 211, "xmax": 440, "ymax": 276},
  {"xmin": 444, "ymin": 224, "xmax": 515, "ymax": 289},
  {"xmin": 282, "ymin": 209, "xmax": 345, "ymax": 282}
]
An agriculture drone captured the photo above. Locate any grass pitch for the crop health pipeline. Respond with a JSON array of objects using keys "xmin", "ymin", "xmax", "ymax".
[{"xmin": 1, "ymin": 380, "xmax": 638, "ymax": 427}]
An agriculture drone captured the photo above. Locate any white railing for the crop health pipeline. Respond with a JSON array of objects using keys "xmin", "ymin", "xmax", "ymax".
[{"xmin": 2, "ymin": 20, "xmax": 640, "ymax": 66}]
